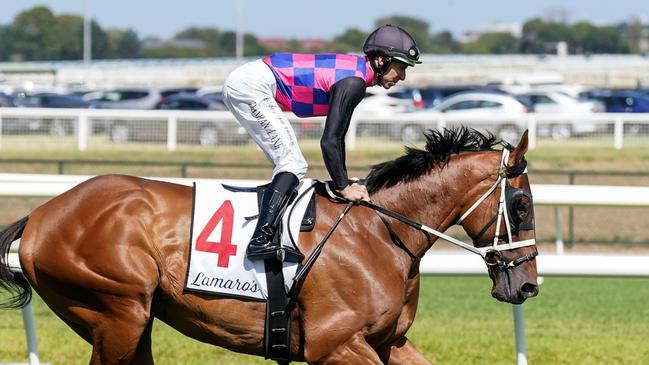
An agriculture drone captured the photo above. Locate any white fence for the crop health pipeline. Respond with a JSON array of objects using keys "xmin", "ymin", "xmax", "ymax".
[
  {"xmin": 2, "ymin": 174, "xmax": 649, "ymax": 365},
  {"xmin": 1, "ymin": 107, "xmax": 649, "ymax": 151}
]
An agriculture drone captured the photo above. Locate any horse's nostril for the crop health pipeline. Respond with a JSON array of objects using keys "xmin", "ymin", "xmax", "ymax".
[{"xmin": 521, "ymin": 282, "xmax": 539, "ymax": 298}]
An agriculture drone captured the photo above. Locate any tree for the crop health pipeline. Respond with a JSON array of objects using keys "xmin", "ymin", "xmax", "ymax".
[
  {"xmin": 10, "ymin": 6, "xmax": 61, "ymax": 60},
  {"xmin": 175, "ymin": 27, "xmax": 222, "ymax": 45},
  {"xmin": 521, "ymin": 18, "xmax": 571, "ymax": 54},
  {"xmin": 242, "ymin": 34, "xmax": 265, "ymax": 56},
  {"xmin": 373, "ymin": 15, "xmax": 432, "ymax": 52},
  {"xmin": 624, "ymin": 18, "xmax": 646, "ymax": 54},
  {"xmin": 0, "ymin": 25, "xmax": 16, "ymax": 61},
  {"xmin": 327, "ymin": 28, "xmax": 368, "ymax": 53},
  {"xmin": 429, "ymin": 31, "xmax": 459, "ymax": 53},
  {"xmin": 570, "ymin": 22, "xmax": 628, "ymax": 54},
  {"xmin": 3, "ymin": 6, "xmax": 111, "ymax": 61},
  {"xmin": 461, "ymin": 33, "xmax": 520, "ymax": 54},
  {"xmin": 106, "ymin": 29, "xmax": 141, "ymax": 59},
  {"xmin": 167, "ymin": 26, "xmax": 264, "ymax": 57},
  {"xmin": 56, "ymin": 14, "xmax": 84, "ymax": 60},
  {"xmin": 89, "ymin": 20, "xmax": 109, "ymax": 59}
]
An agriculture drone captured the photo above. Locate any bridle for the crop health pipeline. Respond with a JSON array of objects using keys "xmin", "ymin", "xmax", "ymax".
[{"xmin": 455, "ymin": 148, "xmax": 537, "ymax": 269}]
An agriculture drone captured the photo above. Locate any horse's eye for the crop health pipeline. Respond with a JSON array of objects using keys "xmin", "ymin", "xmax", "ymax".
[{"xmin": 516, "ymin": 200, "xmax": 527, "ymax": 212}]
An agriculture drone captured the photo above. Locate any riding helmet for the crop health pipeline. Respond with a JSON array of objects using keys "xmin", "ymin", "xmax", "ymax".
[{"xmin": 363, "ymin": 24, "xmax": 422, "ymax": 66}]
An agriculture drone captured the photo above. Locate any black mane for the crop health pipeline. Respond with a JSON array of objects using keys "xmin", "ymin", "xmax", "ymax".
[{"xmin": 366, "ymin": 127, "xmax": 506, "ymax": 193}]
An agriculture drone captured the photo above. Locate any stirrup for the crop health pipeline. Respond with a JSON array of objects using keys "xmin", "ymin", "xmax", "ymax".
[
  {"xmin": 274, "ymin": 246, "xmax": 304, "ymax": 263},
  {"xmin": 247, "ymin": 244, "xmax": 304, "ymax": 263},
  {"xmin": 247, "ymin": 244, "xmax": 280, "ymax": 260}
]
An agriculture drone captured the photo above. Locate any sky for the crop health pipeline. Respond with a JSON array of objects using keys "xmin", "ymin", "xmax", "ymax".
[{"xmin": 1, "ymin": 0, "xmax": 647, "ymax": 40}]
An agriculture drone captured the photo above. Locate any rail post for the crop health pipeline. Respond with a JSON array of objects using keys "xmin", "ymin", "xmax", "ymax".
[
  {"xmin": 513, "ymin": 304, "xmax": 528, "ymax": 365},
  {"xmin": 613, "ymin": 118, "xmax": 624, "ymax": 150},
  {"xmin": 21, "ymin": 303, "xmax": 41, "ymax": 365},
  {"xmin": 167, "ymin": 114, "xmax": 177, "ymax": 152},
  {"xmin": 78, "ymin": 112, "xmax": 89, "ymax": 152}
]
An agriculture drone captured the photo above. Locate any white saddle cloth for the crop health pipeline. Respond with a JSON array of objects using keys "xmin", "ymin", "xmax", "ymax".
[{"xmin": 184, "ymin": 179, "xmax": 315, "ymax": 300}]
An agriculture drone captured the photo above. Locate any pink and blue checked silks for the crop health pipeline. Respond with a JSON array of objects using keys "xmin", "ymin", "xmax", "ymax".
[{"xmin": 262, "ymin": 53, "xmax": 375, "ymax": 117}]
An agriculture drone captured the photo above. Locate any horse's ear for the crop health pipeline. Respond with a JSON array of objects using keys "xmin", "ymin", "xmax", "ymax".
[{"xmin": 508, "ymin": 130, "xmax": 528, "ymax": 167}]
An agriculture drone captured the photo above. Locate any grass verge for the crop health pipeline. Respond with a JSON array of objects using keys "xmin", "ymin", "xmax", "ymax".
[{"xmin": 1, "ymin": 276, "xmax": 648, "ymax": 364}]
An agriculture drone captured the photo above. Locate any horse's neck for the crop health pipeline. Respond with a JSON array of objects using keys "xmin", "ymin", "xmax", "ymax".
[{"xmin": 370, "ymin": 168, "xmax": 466, "ymax": 256}]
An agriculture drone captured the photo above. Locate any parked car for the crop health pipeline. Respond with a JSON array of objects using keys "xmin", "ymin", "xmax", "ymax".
[
  {"xmin": 5, "ymin": 93, "xmax": 89, "ymax": 135},
  {"xmin": 13, "ymin": 93, "xmax": 90, "ymax": 108},
  {"xmin": 353, "ymin": 86, "xmax": 424, "ymax": 139},
  {"xmin": 0, "ymin": 92, "xmax": 15, "ymax": 107},
  {"xmin": 109, "ymin": 118, "xmax": 248, "ymax": 147},
  {"xmin": 520, "ymin": 91, "xmax": 601, "ymax": 113},
  {"xmin": 519, "ymin": 91, "xmax": 605, "ymax": 139},
  {"xmin": 634, "ymin": 88, "xmax": 649, "ymax": 98},
  {"xmin": 356, "ymin": 86, "xmax": 424, "ymax": 114},
  {"xmin": 155, "ymin": 94, "xmax": 227, "ymax": 111},
  {"xmin": 160, "ymin": 87, "xmax": 199, "ymax": 98},
  {"xmin": 579, "ymin": 89, "xmax": 649, "ymax": 134},
  {"xmin": 90, "ymin": 88, "xmax": 162, "ymax": 109},
  {"xmin": 196, "ymin": 86, "xmax": 224, "ymax": 102},
  {"xmin": 432, "ymin": 91, "xmax": 534, "ymax": 142},
  {"xmin": 110, "ymin": 94, "xmax": 247, "ymax": 146},
  {"xmin": 579, "ymin": 89, "xmax": 649, "ymax": 113},
  {"xmin": 419, "ymin": 84, "xmax": 483, "ymax": 108}
]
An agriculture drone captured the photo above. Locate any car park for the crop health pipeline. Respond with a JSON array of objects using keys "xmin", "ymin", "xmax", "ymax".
[
  {"xmin": 109, "ymin": 117, "xmax": 248, "ymax": 147},
  {"xmin": 579, "ymin": 89, "xmax": 649, "ymax": 113},
  {"xmin": 89, "ymin": 88, "xmax": 162, "ymax": 109},
  {"xmin": 579, "ymin": 89, "xmax": 649, "ymax": 134},
  {"xmin": 519, "ymin": 91, "xmax": 605, "ymax": 139},
  {"xmin": 356, "ymin": 85, "xmax": 424, "ymax": 114},
  {"xmin": 4, "ymin": 93, "xmax": 89, "ymax": 135},
  {"xmin": 0, "ymin": 92, "xmax": 15, "ymax": 107},
  {"xmin": 419, "ymin": 84, "xmax": 483, "ymax": 108},
  {"xmin": 13, "ymin": 93, "xmax": 90, "ymax": 109},
  {"xmin": 109, "ymin": 94, "xmax": 247, "ymax": 146},
  {"xmin": 160, "ymin": 87, "xmax": 199, "ymax": 98},
  {"xmin": 353, "ymin": 86, "xmax": 425, "ymax": 139},
  {"xmin": 155, "ymin": 94, "xmax": 227, "ymax": 111},
  {"xmin": 432, "ymin": 91, "xmax": 533, "ymax": 140}
]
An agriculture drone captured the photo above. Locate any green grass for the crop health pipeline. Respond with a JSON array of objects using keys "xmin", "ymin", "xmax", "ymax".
[{"xmin": 1, "ymin": 276, "xmax": 648, "ymax": 364}]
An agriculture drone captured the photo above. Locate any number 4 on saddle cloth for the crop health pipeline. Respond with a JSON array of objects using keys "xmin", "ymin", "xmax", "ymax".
[{"xmin": 184, "ymin": 179, "xmax": 316, "ymax": 301}]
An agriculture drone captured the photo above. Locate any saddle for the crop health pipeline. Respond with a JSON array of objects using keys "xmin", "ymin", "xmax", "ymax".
[
  {"xmin": 256, "ymin": 183, "xmax": 317, "ymax": 233},
  {"xmin": 222, "ymin": 182, "xmax": 317, "ymax": 233}
]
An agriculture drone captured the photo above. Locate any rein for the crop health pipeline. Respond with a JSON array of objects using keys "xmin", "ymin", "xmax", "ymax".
[{"xmin": 292, "ymin": 149, "xmax": 537, "ymax": 286}]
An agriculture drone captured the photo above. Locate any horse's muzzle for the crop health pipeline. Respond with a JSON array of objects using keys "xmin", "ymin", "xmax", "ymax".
[{"xmin": 491, "ymin": 280, "xmax": 539, "ymax": 304}]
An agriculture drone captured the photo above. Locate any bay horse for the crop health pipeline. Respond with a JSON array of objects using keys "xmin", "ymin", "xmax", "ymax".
[{"xmin": 0, "ymin": 127, "xmax": 538, "ymax": 364}]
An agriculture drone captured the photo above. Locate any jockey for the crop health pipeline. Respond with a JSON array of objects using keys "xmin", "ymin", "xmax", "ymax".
[{"xmin": 223, "ymin": 24, "xmax": 421, "ymax": 260}]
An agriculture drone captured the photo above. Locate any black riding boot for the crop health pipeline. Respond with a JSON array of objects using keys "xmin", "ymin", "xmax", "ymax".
[{"xmin": 246, "ymin": 172, "xmax": 299, "ymax": 260}]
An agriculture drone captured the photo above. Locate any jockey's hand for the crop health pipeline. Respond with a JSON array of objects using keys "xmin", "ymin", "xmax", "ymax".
[{"xmin": 339, "ymin": 183, "xmax": 370, "ymax": 203}]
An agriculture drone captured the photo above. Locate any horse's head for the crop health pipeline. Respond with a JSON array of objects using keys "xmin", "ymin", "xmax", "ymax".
[
  {"xmin": 457, "ymin": 131, "xmax": 538, "ymax": 304},
  {"xmin": 366, "ymin": 127, "xmax": 539, "ymax": 304}
]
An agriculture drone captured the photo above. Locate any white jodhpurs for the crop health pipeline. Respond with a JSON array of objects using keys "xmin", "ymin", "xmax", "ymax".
[{"xmin": 223, "ymin": 59, "xmax": 308, "ymax": 179}]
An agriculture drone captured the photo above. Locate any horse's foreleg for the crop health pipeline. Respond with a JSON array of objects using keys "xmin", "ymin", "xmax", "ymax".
[
  {"xmin": 131, "ymin": 319, "xmax": 154, "ymax": 365},
  {"xmin": 88, "ymin": 297, "xmax": 153, "ymax": 365},
  {"xmin": 386, "ymin": 337, "xmax": 433, "ymax": 365},
  {"xmin": 308, "ymin": 332, "xmax": 383, "ymax": 365}
]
